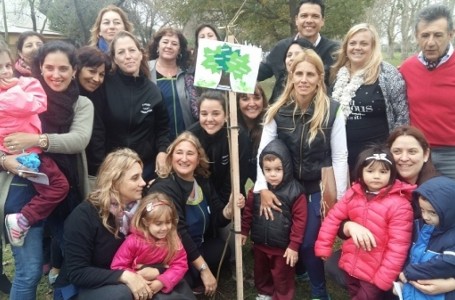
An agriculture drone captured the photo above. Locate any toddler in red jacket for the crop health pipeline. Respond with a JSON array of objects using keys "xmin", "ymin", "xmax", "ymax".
[
  {"xmin": 315, "ymin": 145, "xmax": 414, "ymax": 300},
  {"xmin": 111, "ymin": 192, "xmax": 188, "ymax": 296}
]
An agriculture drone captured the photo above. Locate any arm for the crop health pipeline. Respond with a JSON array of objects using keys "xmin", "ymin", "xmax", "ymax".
[
  {"xmin": 283, "ymin": 193, "xmax": 308, "ymax": 267},
  {"xmin": 404, "ymin": 249, "xmax": 455, "ymax": 281},
  {"xmin": 240, "ymin": 189, "xmax": 255, "ymax": 240},
  {"xmin": 156, "ymin": 243, "xmax": 188, "ymax": 293},
  {"xmin": 184, "ymin": 73, "xmax": 199, "ymax": 119},
  {"xmin": 410, "ymin": 278, "xmax": 455, "ymax": 295},
  {"xmin": 110, "ymin": 235, "xmax": 139, "ymax": 273},
  {"xmin": 152, "ymin": 98, "xmax": 170, "ymax": 155},
  {"xmin": 0, "ymin": 77, "xmax": 47, "ymax": 117},
  {"xmin": 238, "ymin": 129, "xmax": 252, "ymax": 195},
  {"xmin": 382, "ymin": 62, "xmax": 409, "ymax": 129},
  {"xmin": 330, "ymin": 107, "xmax": 349, "ymax": 199}
]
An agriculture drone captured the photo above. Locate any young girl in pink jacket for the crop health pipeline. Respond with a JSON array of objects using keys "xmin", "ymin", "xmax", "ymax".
[
  {"xmin": 315, "ymin": 145, "xmax": 414, "ymax": 299},
  {"xmin": 111, "ymin": 192, "xmax": 188, "ymax": 295}
]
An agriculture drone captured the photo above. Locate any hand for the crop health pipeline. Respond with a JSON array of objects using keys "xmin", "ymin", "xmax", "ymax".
[
  {"xmin": 148, "ymin": 280, "xmax": 164, "ymax": 296},
  {"xmin": 200, "ymin": 267, "xmax": 217, "ymax": 297},
  {"xmin": 410, "ymin": 278, "xmax": 455, "ymax": 295},
  {"xmin": 1, "ymin": 153, "xmax": 34, "ymax": 178},
  {"xmin": 0, "ymin": 77, "xmax": 19, "ymax": 90},
  {"xmin": 136, "ymin": 266, "xmax": 160, "ymax": 281},
  {"xmin": 344, "ymin": 221, "xmax": 376, "ymax": 251},
  {"xmin": 155, "ymin": 152, "xmax": 167, "ymax": 176},
  {"xmin": 119, "ymin": 271, "xmax": 152, "ymax": 300},
  {"xmin": 399, "ymin": 272, "xmax": 407, "ymax": 283},
  {"xmin": 240, "ymin": 234, "xmax": 248, "ymax": 246},
  {"xmin": 283, "ymin": 248, "xmax": 298, "ymax": 267},
  {"xmin": 4, "ymin": 132, "xmax": 40, "ymax": 153},
  {"xmin": 259, "ymin": 189, "xmax": 282, "ymax": 220},
  {"xmin": 223, "ymin": 193, "xmax": 245, "ymax": 219}
]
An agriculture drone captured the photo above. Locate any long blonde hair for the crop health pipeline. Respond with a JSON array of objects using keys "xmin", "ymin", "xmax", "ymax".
[
  {"xmin": 330, "ymin": 23, "xmax": 382, "ymax": 84},
  {"xmin": 87, "ymin": 148, "xmax": 143, "ymax": 237},
  {"xmin": 265, "ymin": 49, "xmax": 330, "ymax": 144},
  {"xmin": 160, "ymin": 132, "xmax": 211, "ymax": 178},
  {"xmin": 89, "ymin": 5, "xmax": 134, "ymax": 46},
  {"xmin": 131, "ymin": 192, "xmax": 180, "ymax": 264}
]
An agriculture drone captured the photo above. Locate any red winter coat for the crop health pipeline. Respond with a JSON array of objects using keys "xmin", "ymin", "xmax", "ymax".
[{"xmin": 315, "ymin": 180, "xmax": 414, "ymax": 291}]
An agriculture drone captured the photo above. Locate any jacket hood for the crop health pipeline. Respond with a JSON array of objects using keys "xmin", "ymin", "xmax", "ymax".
[
  {"xmin": 259, "ymin": 139, "xmax": 293, "ymax": 188},
  {"xmin": 413, "ymin": 176, "xmax": 455, "ymax": 231}
]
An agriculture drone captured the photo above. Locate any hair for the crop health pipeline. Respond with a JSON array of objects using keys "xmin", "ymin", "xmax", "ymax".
[
  {"xmin": 265, "ymin": 49, "xmax": 329, "ymax": 144},
  {"xmin": 131, "ymin": 192, "xmax": 180, "ymax": 264},
  {"xmin": 148, "ymin": 27, "xmax": 191, "ymax": 70},
  {"xmin": 110, "ymin": 31, "xmax": 151, "ymax": 79},
  {"xmin": 415, "ymin": 4, "xmax": 453, "ymax": 33},
  {"xmin": 353, "ymin": 144, "xmax": 397, "ymax": 192},
  {"xmin": 0, "ymin": 40, "xmax": 13, "ymax": 63},
  {"xmin": 198, "ymin": 90, "xmax": 227, "ymax": 113},
  {"xmin": 89, "ymin": 5, "xmax": 134, "ymax": 46},
  {"xmin": 330, "ymin": 23, "xmax": 382, "ymax": 84},
  {"xmin": 31, "ymin": 40, "xmax": 78, "ymax": 78},
  {"xmin": 160, "ymin": 131, "xmax": 211, "ymax": 179},
  {"xmin": 295, "ymin": 0, "xmax": 326, "ymax": 17},
  {"xmin": 283, "ymin": 38, "xmax": 315, "ymax": 65},
  {"xmin": 76, "ymin": 46, "xmax": 111, "ymax": 79},
  {"xmin": 386, "ymin": 125, "xmax": 439, "ymax": 185},
  {"xmin": 87, "ymin": 148, "xmax": 143, "ymax": 237},
  {"xmin": 15, "ymin": 31, "xmax": 45, "ymax": 59},
  {"xmin": 262, "ymin": 153, "xmax": 280, "ymax": 163}
]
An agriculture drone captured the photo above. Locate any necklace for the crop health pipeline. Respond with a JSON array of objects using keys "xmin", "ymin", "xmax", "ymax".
[
  {"xmin": 331, "ymin": 66, "xmax": 365, "ymax": 119},
  {"xmin": 156, "ymin": 60, "xmax": 178, "ymax": 78}
]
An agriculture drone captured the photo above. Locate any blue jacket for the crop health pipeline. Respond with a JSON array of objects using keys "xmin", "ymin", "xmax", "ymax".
[{"xmin": 403, "ymin": 176, "xmax": 455, "ymax": 300}]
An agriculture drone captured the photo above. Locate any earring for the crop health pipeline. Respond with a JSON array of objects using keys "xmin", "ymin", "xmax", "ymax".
[
  {"xmin": 72, "ymin": 75, "xmax": 75, "ymax": 80},
  {"xmin": 178, "ymin": 53, "xmax": 182, "ymax": 59}
]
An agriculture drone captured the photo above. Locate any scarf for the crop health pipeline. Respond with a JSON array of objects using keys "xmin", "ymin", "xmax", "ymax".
[
  {"xmin": 14, "ymin": 58, "xmax": 32, "ymax": 77},
  {"xmin": 423, "ymin": 46, "xmax": 450, "ymax": 71},
  {"xmin": 97, "ymin": 37, "xmax": 110, "ymax": 54},
  {"xmin": 331, "ymin": 66, "xmax": 365, "ymax": 119},
  {"xmin": 110, "ymin": 200, "xmax": 140, "ymax": 235}
]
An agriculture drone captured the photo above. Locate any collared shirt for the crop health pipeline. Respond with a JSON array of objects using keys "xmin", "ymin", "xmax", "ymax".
[
  {"xmin": 294, "ymin": 33, "xmax": 321, "ymax": 47},
  {"xmin": 417, "ymin": 43, "xmax": 454, "ymax": 68}
]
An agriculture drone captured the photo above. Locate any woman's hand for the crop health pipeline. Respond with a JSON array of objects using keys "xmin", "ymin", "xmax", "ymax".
[
  {"xmin": 200, "ymin": 267, "xmax": 217, "ymax": 297},
  {"xmin": 344, "ymin": 221, "xmax": 377, "ymax": 251},
  {"xmin": 410, "ymin": 278, "xmax": 455, "ymax": 295},
  {"xmin": 1, "ymin": 153, "xmax": 34, "ymax": 178},
  {"xmin": 155, "ymin": 152, "xmax": 167, "ymax": 176},
  {"xmin": 259, "ymin": 189, "xmax": 282, "ymax": 220},
  {"xmin": 223, "ymin": 193, "xmax": 245, "ymax": 219},
  {"xmin": 283, "ymin": 248, "xmax": 298, "ymax": 267},
  {"xmin": 148, "ymin": 280, "xmax": 164, "ymax": 296},
  {"xmin": 119, "ymin": 270, "xmax": 153, "ymax": 300},
  {"xmin": 4, "ymin": 133, "xmax": 39, "ymax": 153},
  {"xmin": 136, "ymin": 266, "xmax": 160, "ymax": 281}
]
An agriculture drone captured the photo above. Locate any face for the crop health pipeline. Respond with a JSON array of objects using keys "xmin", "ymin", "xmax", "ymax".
[
  {"xmin": 285, "ymin": 44, "xmax": 305, "ymax": 72},
  {"xmin": 0, "ymin": 52, "xmax": 13, "ymax": 80},
  {"xmin": 295, "ymin": 3, "xmax": 325, "ymax": 42},
  {"xmin": 199, "ymin": 99, "xmax": 226, "ymax": 135},
  {"xmin": 198, "ymin": 27, "xmax": 218, "ymax": 41},
  {"xmin": 292, "ymin": 60, "xmax": 320, "ymax": 103},
  {"xmin": 171, "ymin": 141, "xmax": 199, "ymax": 181},
  {"xmin": 347, "ymin": 30, "xmax": 373, "ymax": 70},
  {"xmin": 263, "ymin": 159, "xmax": 284, "ymax": 188},
  {"xmin": 416, "ymin": 18, "xmax": 454, "ymax": 62},
  {"xmin": 19, "ymin": 35, "xmax": 44, "ymax": 65},
  {"xmin": 117, "ymin": 162, "xmax": 146, "ymax": 205},
  {"xmin": 40, "ymin": 51, "xmax": 76, "ymax": 92},
  {"xmin": 78, "ymin": 64, "xmax": 105, "ymax": 92},
  {"xmin": 113, "ymin": 36, "xmax": 143, "ymax": 76},
  {"xmin": 146, "ymin": 213, "xmax": 172, "ymax": 240},
  {"xmin": 419, "ymin": 197, "xmax": 439, "ymax": 226},
  {"xmin": 158, "ymin": 34, "xmax": 180, "ymax": 61},
  {"xmin": 362, "ymin": 161, "xmax": 390, "ymax": 192},
  {"xmin": 99, "ymin": 11, "xmax": 125, "ymax": 42},
  {"xmin": 390, "ymin": 135, "xmax": 429, "ymax": 184},
  {"xmin": 239, "ymin": 91, "xmax": 264, "ymax": 121}
]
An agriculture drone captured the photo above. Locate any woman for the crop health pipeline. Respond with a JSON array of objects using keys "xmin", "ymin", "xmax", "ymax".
[
  {"xmin": 89, "ymin": 5, "xmax": 133, "ymax": 53},
  {"xmin": 14, "ymin": 31, "xmax": 45, "ymax": 77},
  {"xmin": 236, "ymin": 83, "xmax": 268, "ymax": 182},
  {"xmin": 54, "ymin": 148, "xmax": 152, "ymax": 300},
  {"xmin": 190, "ymin": 24, "xmax": 221, "ymax": 73},
  {"xmin": 148, "ymin": 27, "xmax": 198, "ymax": 140},
  {"xmin": 330, "ymin": 23, "xmax": 409, "ymax": 174},
  {"xmin": 0, "ymin": 40, "xmax": 93, "ymax": 299},
  {"xmin": 255, "ymin": 49, "xmax": 348, "ymax": 300},
  {"xmin": 148, "ymin": 132, "xmax": 245, "ymax": 297},
  {"xmin": 92, "ymin": 31, "xmax": 169, "ymax": 181}
]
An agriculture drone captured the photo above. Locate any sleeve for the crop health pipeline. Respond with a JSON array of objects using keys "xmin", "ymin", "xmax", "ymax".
[
  {"xmin": 152, "ymin": 99, "xmax": 170, "ymax": 154},
  {"xmin": 205, "ymin": 179, "xmax": 230, "ymax": 228},
  {"xmin": 257, "ymin": 62, "xmax": 274, "ymax": 82},
  {"xmin": 253, "ymin": 120, "xmax": 277, "ymax": 192},
  {"xmin": 404, "ymin": 248, "xmax": 455, "ymax": 281},
  {"xmin": 241, "ymin": 189, "xmax": 255, "ymax": 236},
  {"xmin": 383, "ymin": 63, "xmax": 410, "ymax": 129},
  {"xmin": 0, "ymin": 77, "xmax": 47, "ymax": 117},
  {"xmin": 46, "ymin": 96, "xmax": 94, "ymax": 154},
  {"xmin": 86, "ymin": 107, "xmax": 106, "ymax": 175},
  {"xmin": 288, "ymin": 193, "xmax": 308, "ymax": 251},
  {"xmin": 330, "ymin": 107, "xmax": 349, "ymax": 199},
  {"xmin": 157, "ymin": 242, "xmax": 188, "ymax": 293},
  {"xmin": 238, "ymin": 129, "xmax": 252, "ymax": 196},
  {"xmin": 110, "ymin": 235, "xmax": 139, "ymax": 273},
  {"xmin": 184, "ymin": 73, "xmax": 199, "ymax": 120}
]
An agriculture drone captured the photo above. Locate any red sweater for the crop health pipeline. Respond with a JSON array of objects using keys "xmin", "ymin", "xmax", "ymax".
[{"xmin": 399, "ymin": 53, "xmax": 455, "ymax": 147}]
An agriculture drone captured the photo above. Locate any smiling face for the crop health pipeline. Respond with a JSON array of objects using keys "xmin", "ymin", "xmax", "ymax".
[
  {"xmin": 292, "ymin": 60, "xmax": 320, "ymax": 105},
  {"xmin": 19, "ymin": 35, "xmax": 44, "ymax": 65},
  {"xmin": 199, "ymin": 99, "xmax": 226, "ymax": 135},
  {"xmin": 347, "ymin": 30, "xmax": 373, "ymax": 71},
  {"xmin": 171, "ymin": 140, "xmax": 199, "ymax": 181},
  {"xmin": 0, "ymin": 52, "xmax": 14, "ymax": 80},
  {"xmin": 362, "ymin": 161, "xmax": 391, "ymax": 192},
  {"xmin": 41, "ymin": 51, "xmax": 76, "ymax": 92},
  {"xmin": 295, "ymin": 3, "xmax": 324, "ymax": 43},
  {"xmin": 390, "ymin": 135, "xmax": 429, "ymax": 184},
  {"xmin": 99, "ymin": 11, "xmax": 125, "ymax": 43},
  {"xmin": 239, "ymin": 91, "xmax": 264, "ymax": 121},
  {"xmin": 158, "ymin": 33, "xmax": 180, "ymax": 61},
  {"xmin": 113, "ymin": 36, "xmax": 143, "ymax": 76},
  {"xmin": 286, "ymin": 44, "xmax": 305, "ymax": 72},
  {"xmin": 146, "ymin": 213, "xmax": 173, "ymax": 240},
  {"xmin": 117, "ymin": 162, "xmax": 146, "ymax": 205},
  {"xmin": 416, "ymin": 18, "xmax": 454, "ymax": 62},
  {"xmin": 78, "ymin": 64, "xmax": 105, "ymax": 92},
  {"xmin": 198, "ymin": 26, "xmax": 218, "ymax": 41}
]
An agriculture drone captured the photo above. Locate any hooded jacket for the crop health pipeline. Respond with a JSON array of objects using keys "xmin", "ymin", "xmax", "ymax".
[
  {"xmin": 402, "ymin": 176, "xmax": 455, "ymax": 300},
  {"xmin": 315, "ymin": 180, "xmax": 414, "ymax": 291}
]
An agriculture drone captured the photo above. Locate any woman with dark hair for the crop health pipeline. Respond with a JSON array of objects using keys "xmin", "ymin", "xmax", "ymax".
[
  {"xmin": 148, "ymin": 27, "xmax": 198, "ymax": 141},
  {"xmin": 14, "ymin": 31, "xmax": 45, "ymax": 77},
  {"xmin": 190, "ymin": 24, "xmax": 221, "ymax": 72}
]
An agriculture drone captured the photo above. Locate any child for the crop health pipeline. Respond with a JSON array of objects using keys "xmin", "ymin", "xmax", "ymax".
[
  {"xmin": 111, "ymin": 192, "xmax": 188, "ymax": 295},
  {"xmin": 0, "ymin": 40, "xmax": 68, "ymax": 247},
  {"xmin": 241, "ymin": 139, "xmax": 307, "ymax": 300},
  {"xmin": 315, "ymin": 145, "xmax": 414, "ymax": 299},
  {"xmin": 399, "ymin": 176, "xmax": 455, "ymax": 300}
]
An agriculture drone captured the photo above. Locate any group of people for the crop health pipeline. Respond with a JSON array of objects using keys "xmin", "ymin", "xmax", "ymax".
[{"xmin": 0, "ymin": 0, "xmax": 454, "ymax": 299}]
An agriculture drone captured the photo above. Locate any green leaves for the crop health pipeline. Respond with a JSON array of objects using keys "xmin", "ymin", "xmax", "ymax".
[
  {"xmin": 201, "ymin": 43, "xmax": 251, "ymax": 81},
  {"xmin": 227, "ymin": 52, "xmax": 251, "ymax": 79}
]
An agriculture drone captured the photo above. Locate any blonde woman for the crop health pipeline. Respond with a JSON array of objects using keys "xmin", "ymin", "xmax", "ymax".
[
  {"xmin": 254, "ymin": 49, "xmax": 348, "ymax": 300},
  {"xmin": 330, "ymin": 23, "xmax": 408, "ymax": 173}
]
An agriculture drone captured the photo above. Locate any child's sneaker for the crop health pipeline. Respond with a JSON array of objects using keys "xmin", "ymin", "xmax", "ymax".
[
  {"xmin": 5, "ymin": 214, "xmax": 29, "ymax": 247},
  {"xmin": 256, "ymin": 294, "xmax": 272, "ymax": 300}
]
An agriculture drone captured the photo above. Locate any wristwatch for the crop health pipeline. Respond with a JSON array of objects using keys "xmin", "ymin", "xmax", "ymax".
[
  {"xmin": 38, "ymin": 134, "xmax": 48, "ymax": 149},
  {"xmin": 199, "ymin": 263, "xmax": 208, "ymax": 272}
]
